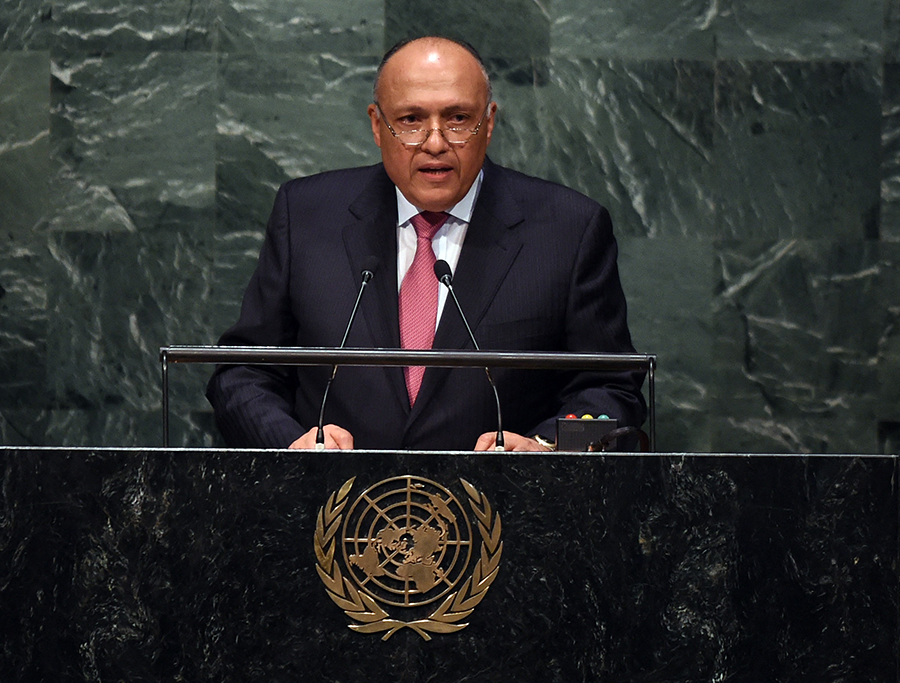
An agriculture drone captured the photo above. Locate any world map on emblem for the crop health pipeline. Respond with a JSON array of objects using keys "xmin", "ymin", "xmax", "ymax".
[{"xmin": 342, "ymin": 476, "xmax": 474, "ymax": 608}]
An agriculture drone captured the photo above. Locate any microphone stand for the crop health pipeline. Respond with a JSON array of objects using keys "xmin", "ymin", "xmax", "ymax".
[
  {"xmin": 434, "ymin": 260, "xmax": 505, "ymax": 452},
  {"xmin": 316, "ymin": 261, "xmax": 377, "ymax": 450}
]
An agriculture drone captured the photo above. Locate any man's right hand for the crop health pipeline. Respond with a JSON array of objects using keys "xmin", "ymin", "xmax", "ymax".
[{"xmin": 289, "ymin": 424, "xmax": 355, "ymax": 450}]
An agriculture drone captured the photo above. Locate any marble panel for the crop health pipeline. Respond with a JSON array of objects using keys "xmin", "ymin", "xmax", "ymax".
[
  {"xmin": 481, "ymin": 58, "xmax": 546, "ymax": 178},
  {"xmin": 0, "ymin": 51, "xmax": 50, "ymax": 239},
  {"xmin": 44, "ymin": 229, "xmax": 216, "ymax": 437},
  {"xmin": 0, "ymin": 409, "xmax": 48, "ymax": 446},
  {"xmin": 882, "ymin": 422, "xmax": 900, "ymax": 454},
  {"xmin": 384, "ymin": 0, "xmax": 550, "ymax": 58},
  {"xmin": 550, "ymin": 0, "xmax": 716, "ymax": 59},
  {"xmin": 44, "ymin": 163, "xmax": 141, "ymax": 233},
  {"xmin": 619, "ymin": 236, "xmax": 714, "ymax": 452},
  {"xmin": 888, "ymin": 0, "xmax": 900, "ymax": 62},
  {"xmin": 535, "ymin": 59, "xmax": 716, "ymax": 238},
  {"xmin": 165, "ymin": 402, "xmax": 221, "ymax": 448},
  {"xmin": 882, "ymin": 62, "xmax": 900, "ymax": 241},
  {"xmin": 0, "ymin": 0, "xmax": 53, "ymax": 50},
  {"xmin": 714, "ymin": 61, "xmax": 882, "ymax": 240},
  {"xmin": 0, "ymin": 243, "xmax": 47, "ymax": 410},
  {"xmin": 217, "ymin": 52, "xmax": 379, "ymax": 183},
  {"xmin": 49, "ymin": 51, "xmax": 216, "ymax": 234},
  {"xmin": 715, "ymin": 0, "xmax": 883, "ymax": 60},
  {"xmin": 711, "ymin": 240, "xmax": 891, "ymax": 453},
  {"xmin": 52, "ymin": 0, "xmax": 215, "ymax": 52},
  {"xmin": 0, "ymin": 51, "xmax": 50, "ymax": 414},
  {"xmin": 876, "ymin": 243, "xmax": 900, "ymax": 426},
  {"xmin": 218, "ymin": 0, "xmax": 382, "ymax": 55},
  {"xmin": 41, "ymin": 408, "xmax": 156, "ymax": 447},
  {"xmin": 39, "ymin": 405, "xmax": 217, "ymax": 447},
  {"xmin": 0, "ymin": 53, "xmax": 50, "ymax": 410}
]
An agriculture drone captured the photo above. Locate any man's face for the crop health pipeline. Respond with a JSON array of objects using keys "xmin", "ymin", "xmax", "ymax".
[{"xmin": 368, "ymin": 40, "xmax": 495, "ymax": 213}]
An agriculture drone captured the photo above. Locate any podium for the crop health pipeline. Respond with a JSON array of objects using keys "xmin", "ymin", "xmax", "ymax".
[{"xmin": 0, "ymin": 447, "xmax": 895, "ymax": 681}]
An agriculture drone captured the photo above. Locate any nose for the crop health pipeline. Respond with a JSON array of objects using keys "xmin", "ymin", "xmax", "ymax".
[{"xmin": 420, "ymin": 127, "xmax": 450, "ymax": 154}]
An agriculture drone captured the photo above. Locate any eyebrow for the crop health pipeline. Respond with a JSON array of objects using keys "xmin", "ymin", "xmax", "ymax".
[{"xmin": 388, "ymin": 102, "xmax": 483, "ymax": 117}]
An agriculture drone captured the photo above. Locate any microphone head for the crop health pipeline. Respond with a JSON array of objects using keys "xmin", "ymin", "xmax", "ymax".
[
  {"xmin": 433, "ymin": 259, "xmax": 452, "ymax": 285},
  {"xmin": 361, "ymin": 256, "xmax": 380, "ymax": 283}
]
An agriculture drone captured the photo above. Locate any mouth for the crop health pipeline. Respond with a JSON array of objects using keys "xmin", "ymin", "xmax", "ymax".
[{"xmin": 418, "ymin": 165, "xmax": 454, "ymax": 181}]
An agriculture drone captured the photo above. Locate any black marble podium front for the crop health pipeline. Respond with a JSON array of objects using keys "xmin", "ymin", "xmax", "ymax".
[{"xmin": 0, "ymin": 448, "xmax": 896, "ymax": 682}]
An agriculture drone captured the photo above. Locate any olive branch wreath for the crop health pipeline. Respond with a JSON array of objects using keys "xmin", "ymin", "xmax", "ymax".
[{"xmin": 314, "ymin": 476, "xmax": 503, "ymax": 641}]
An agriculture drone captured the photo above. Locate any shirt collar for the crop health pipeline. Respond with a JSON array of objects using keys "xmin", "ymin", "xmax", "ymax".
[{"xmin": 395, "ymin": 169, "xmax": 484, "ymax": 227}]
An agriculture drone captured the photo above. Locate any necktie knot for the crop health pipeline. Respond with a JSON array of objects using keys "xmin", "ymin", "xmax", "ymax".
[{"xmin": 410, "ymin": 211, "xmax": 448, "ymax": 241}]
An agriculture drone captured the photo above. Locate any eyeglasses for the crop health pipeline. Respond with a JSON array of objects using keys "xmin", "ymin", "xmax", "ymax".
[{"xmin": 376, "ymin": 103, "xmax": 491, "ymax": 146}]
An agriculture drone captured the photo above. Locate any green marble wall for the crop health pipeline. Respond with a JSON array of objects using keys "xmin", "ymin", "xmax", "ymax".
[{"xmin": 1, "ymin": 1, "xmax": 898, "ymax": 453}]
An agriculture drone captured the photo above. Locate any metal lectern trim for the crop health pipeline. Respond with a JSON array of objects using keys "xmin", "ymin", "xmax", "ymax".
[{"xmin": 158, "ymin": 346, "xmax": 657, "ymax": 451}]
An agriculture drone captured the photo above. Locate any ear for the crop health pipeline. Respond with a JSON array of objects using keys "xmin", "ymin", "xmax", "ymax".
[
  {"xmin": 367, "ymin": 104, "xmax": 382, "ymax": 148},
  {"xmin": 484, "ymin": 102, "xmax": 497, "ymax": 144}
]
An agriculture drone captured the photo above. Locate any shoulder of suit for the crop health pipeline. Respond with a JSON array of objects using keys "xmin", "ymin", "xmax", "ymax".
[{"xmin": 485, "ymin": 161, "xmax": 604, "ymax": 213}]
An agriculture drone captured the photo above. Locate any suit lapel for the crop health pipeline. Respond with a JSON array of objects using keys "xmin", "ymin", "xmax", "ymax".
[
  {"xmin": 409, "ymin": 161, "xmax": 525, "ymax": 422},
  {"xmin": 342, "ymin": 166, "xmax": 409, "ymax": 413}
]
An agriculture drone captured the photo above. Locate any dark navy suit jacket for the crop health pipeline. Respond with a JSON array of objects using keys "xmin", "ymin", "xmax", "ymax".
[{"xmin": 206, "ymin": 158, "xmax": 646, "ymax": 450}]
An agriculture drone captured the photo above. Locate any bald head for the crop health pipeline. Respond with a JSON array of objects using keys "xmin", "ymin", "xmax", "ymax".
[{"xmin": 373, "ymin": 37, "xmax": 492, "ymax": 105}]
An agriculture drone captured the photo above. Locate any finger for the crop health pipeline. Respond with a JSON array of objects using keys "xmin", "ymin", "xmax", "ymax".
[
  {"xmin": 325, "ymin": 425, "xmax": 354, "ymax": 450},
  {"xmin": 503, "ymin": 432, "xmax": 546, "ymax": 451},
  {"xmin": 288, "ymin": 426, "xmax": 319, "ymax": 449},
  {"xmin": 473, "ymin": 432, "xmax": 497, "ymax": 451}
]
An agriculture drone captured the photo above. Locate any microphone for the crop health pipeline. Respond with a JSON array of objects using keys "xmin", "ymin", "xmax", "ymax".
[
  {"xmin": 316, "ymin": 257, "xmax": 380, "ymax": 450},
  {"xmin": 433, "ymin": 259, "xmax": 505, "ymax": 452}
]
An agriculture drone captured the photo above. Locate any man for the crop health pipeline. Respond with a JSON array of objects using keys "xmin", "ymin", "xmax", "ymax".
[{"xmin": 207, "ymin": 36, "xmax": 646, "ymax": 451}]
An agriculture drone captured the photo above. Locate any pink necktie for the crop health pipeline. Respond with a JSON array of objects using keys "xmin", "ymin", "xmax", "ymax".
[{"xmin": 400, "ymin": 211, "xmax": 449, "ymax": 405}]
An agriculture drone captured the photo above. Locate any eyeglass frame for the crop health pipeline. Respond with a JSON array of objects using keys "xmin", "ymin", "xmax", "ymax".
[{"xmin": 374, "ymin": 102, "xmax": 493, "ymax": 147}]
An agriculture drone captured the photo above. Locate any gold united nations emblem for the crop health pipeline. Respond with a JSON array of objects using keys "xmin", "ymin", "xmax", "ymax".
[{"xmin": 314, "ymin": 475, "xmax": 503, "ymax": 640}]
